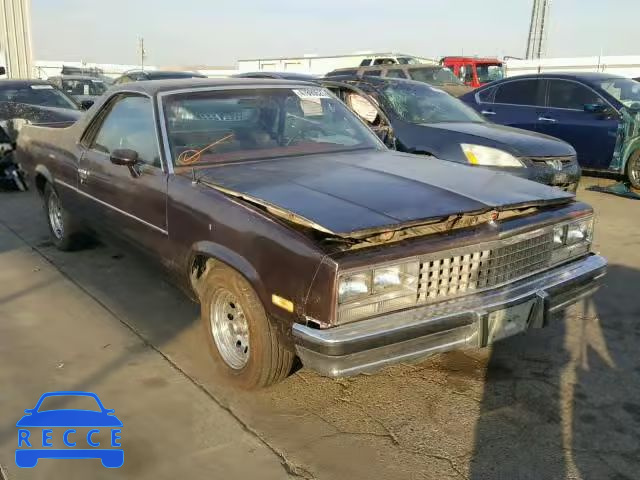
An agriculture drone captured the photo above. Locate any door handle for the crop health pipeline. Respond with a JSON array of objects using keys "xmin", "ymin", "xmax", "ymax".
[
  {"xmin": 78, "ymin": 168, "xmax": 90, "ymax": 183},
  {"xmin": 538, "ymin": 116, "xmax": 557, "ymax": 123},
  {"xmin": 481, "ymin": 110, "xmax": 496, "ymax": 116}
]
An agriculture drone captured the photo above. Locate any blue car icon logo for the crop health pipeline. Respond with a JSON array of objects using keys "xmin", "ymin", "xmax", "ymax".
[{"xmin": 16, "ymin": 391, "xmax": 123, "ymax": 468}]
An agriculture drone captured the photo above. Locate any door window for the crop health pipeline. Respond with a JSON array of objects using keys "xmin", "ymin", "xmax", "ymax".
[
  {"xmin": 91, "ymin": 96, "xmax": 161, "ymax": 168},
  {"xmin": 359, "ymin": 59, "xmax": 372, "ymax": 66},
  {"xmin": 477, "ymin": 85, "xmax": 497, "ymax": 103},
  {"xmin": 363, "ymin": 70, "xmax": 382, "ymax": 77},
  {"xmin": 547, "ymin": 80, "xmax": 604, "ymax": 110},
  {"xmin": 461, "ymin": 65, "xmax": 474, "ymax": 84},
  {"xmin": 494, "ymin": 80, "xmax": 544, "ymax": 106}
]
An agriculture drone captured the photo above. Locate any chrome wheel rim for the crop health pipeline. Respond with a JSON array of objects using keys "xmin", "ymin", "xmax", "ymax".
[
  {"xmin": 210, "ymin": 288, "xmax": 250, "ymax": 369},
  {"xmin": 48, "ymin": 191, "xmax": 64, "ymax": 240}
]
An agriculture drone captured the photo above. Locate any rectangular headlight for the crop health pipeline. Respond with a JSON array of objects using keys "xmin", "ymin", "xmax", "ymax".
[
  {"xmin": 551, "ymin": 216, "xmax": 594, "ymax": 264},
  {"xmin": 337, "ymin": 261, "xmax": 419, "ymax": 324}
]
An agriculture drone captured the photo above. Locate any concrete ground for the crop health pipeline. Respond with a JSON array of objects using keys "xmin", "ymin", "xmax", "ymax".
[{"xmin": 0, "ymin": 176, "xmax": 638, "ymax": 480}]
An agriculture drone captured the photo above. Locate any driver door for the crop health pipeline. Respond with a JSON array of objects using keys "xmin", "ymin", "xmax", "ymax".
[{"xmin": 77, "ymin": 94, "xmax": 169, "ymax": 255}]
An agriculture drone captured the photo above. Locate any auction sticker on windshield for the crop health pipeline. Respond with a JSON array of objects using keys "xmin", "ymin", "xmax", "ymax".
[
  {"xmin": 292, "ymin": 88, "xmax": 331, "ymax": 99},
  {"xmin": 15, "ymin": 391, "xmax": 124, "ymax": 468}
]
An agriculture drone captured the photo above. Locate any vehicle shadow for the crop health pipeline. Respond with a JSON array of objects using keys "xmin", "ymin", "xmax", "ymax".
[{"xmin": 469, "ymin": 264, "xmax": 640, "ymax": 480}]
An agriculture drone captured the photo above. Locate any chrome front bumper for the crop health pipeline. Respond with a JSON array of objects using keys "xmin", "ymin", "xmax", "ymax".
[{"xmin": 293, "ymin": 254, "xmax": 607, "ymax": 378}]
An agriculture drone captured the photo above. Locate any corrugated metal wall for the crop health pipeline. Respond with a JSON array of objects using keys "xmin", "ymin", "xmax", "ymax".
[{"xmin": 0, "ymin": 0, "xmax": 33, "ymax": 78}]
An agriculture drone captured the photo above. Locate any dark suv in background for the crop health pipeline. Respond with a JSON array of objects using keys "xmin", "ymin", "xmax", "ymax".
[{"xmin": 326, "ymin": 64, "xmax": 472, "ymax": 97}]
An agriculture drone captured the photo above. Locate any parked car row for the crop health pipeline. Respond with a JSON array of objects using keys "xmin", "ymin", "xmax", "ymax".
[
  {"xmin": 4, "ymin": 68, "xmax": 640, "ymax": 191},
  {"xmin": 14, "ymin": 78, "xmax": 607, "ymax": 388}
]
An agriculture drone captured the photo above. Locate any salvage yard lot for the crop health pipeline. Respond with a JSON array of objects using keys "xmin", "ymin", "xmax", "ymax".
[{"xmin": 1, "ymin": 176, "xmax": 639, "ymax": 480}]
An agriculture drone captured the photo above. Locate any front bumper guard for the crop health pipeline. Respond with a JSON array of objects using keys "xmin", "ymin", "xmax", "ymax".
[{"xmin": 293, "ymin": 254, "xmax": 607, "ymax": 378}]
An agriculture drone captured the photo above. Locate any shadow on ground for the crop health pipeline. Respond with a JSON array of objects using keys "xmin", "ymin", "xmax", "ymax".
[{"xmin": 470, "ymin": 264, "xmax": 640, "ymax": 480}]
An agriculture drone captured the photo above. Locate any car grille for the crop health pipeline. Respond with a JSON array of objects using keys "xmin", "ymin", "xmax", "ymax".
[
  {"xmin": 527, "ymin": 155, "xmax": 576, "ymax": 166},
  {"xmin": 417, "ymin": 231, "xmax": 554, "ymax": 303}
]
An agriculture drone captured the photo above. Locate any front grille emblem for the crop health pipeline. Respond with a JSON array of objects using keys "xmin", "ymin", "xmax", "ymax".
[{"xmin": 546, "ymin": 159, "xmax": 563, "ymax": 171}]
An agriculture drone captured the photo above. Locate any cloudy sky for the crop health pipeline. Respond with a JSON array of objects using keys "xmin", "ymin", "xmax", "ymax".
[{"xmin": 32, "ymin": 0, "xmax": 640, "ymax": 66}]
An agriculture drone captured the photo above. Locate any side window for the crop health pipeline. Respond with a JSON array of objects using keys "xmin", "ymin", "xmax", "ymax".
[
  {"xmin": 462, "ymin": 65, "xmax": 474, "ymax": 83},
  {"xmin": 547, "ymin": 80, "xmax": 603, "ymax": 110},
  {"xmin": 494, "ymin": 80, "xmax": 544, "ymax": 106},
  {"xmin": 346, "ymin": 93, "xmax": 379, "ymax": 125},
  {"xmin": 360, "ymin": 59, "xmax": 372, "ymax": 67},
  {"xmin": 385, "ymin": 69, "xmax": 407, "ymax": 79},
  {"xmin": 363, "ymin": 70, "xmax": 382, "ymax": 77},
  {"xmin": 90, "ymin": 96, "xmax": 161, "ymax": 168},
  {"xmin": 477, "ymin": 86, "xmax": 497, "ymax": 103}
]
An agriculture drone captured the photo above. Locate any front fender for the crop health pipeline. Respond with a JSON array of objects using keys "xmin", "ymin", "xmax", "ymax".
[
  {"xmin": 33, "ymin": 164, "xmax": 54, "ymax": 194},
  {"xmin": 188, "ymin": 240, "xmax": 265, "ymax": 303}
]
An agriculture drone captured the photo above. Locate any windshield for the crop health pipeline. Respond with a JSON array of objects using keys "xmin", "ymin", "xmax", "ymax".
[
  {"xmin": 0, "ymin": 84, "xmax": 78, "ymax": 109},
  {"xmin": 163, "ymin": 87, "xmax": 381, "ymax": 166},
  {"xmin": 597, "ymin": 78, "xmax": 640, "ymax": 108},
  {"xmin": 381, "ymin": 82, "xmax": 485, "ymax": 124},
  {"xmin": 61, "ymin": 78, "xmax": 107, "ymax": 96},
  {"xmin": 407, "ymin": 67, "xmax": 463, "ymax": 86},
  {"xmin": 476, "ymin": 64, "xmax": 504, "ymax": 84}
]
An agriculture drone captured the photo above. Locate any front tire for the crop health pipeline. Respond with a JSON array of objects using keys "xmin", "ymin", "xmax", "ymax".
[
  {"xmin": 43, "ymin": 182, "xmax": 82, "ymax": 251},
  {"xmin": 626, "ymin": 150, "xmax": 640, "ymax": 190},
  {"xmin": 199, "ymin": 262, "xmax": 294, "ymax": 389}
]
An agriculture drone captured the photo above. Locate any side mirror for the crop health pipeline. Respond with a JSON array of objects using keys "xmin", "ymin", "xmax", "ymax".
[
  {"xmin": 80, "ymin": 100, "xmax": 94, "ymax": 110},
  {"xmin": 584, "ymin": 103, "xmax": 607, "ymax": 114},
  {"xmin": 110, "ymin": 148, "xmax": 138, "ymax": 167},
  {"xmin": 0, "ymin": 66, "xmax": 6, "ymax": 75}
]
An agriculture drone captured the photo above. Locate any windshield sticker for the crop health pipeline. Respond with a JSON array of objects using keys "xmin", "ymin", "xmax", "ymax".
[
  {"xmin": 30, "ymin": 85, "xmax": 54, "ymax": 90},
  {"xmin": 292, "ymin": 88, "xmax": 331, "ymax": 100}
]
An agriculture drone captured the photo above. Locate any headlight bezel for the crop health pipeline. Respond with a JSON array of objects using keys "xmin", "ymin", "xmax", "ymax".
[
  {"xmin": 460, "ymin": 143, "xmax": 525, "ymax": 168},
  {"xmin": 337, "ymin": 260, "xmax": 420, "ymax": 324}
]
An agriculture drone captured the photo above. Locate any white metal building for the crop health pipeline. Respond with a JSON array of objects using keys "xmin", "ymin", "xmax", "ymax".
[
  {"xmin": 0, "ymin": 0, "xmax": 33, "ymax": 78},
  {"xmin": 505, "ymin": 55, "xmax": 640, "ymax": 79},
  {"xmin": 238, "ymin": 52, "xmax": 435, "ymax": 76}
]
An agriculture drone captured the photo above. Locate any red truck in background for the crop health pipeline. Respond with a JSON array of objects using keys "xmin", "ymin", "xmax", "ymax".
[{"xmin": 441, "ymin": 57, "xmax": 504, "ymax": 89}]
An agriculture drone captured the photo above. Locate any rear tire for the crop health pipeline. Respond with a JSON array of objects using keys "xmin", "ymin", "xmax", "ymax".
[
  {"xmin": 199, "ymin": 262, "xmax": 294, "ymax": 389},
  {"xmin": 43, "ymin": 182, "xmax": 83, "ymax": 251},
  {"xmin": 626, "ymin": 150, "xmax": 640, "ymax": 190}
]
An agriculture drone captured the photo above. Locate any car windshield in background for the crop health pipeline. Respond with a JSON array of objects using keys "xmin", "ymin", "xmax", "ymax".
[
  {"xmin": 597, "ymin": 78, "xmax": 640, "ymax": 108},
  {"xmin": 0, "ymin": 84, "xmax": 78, "ymax": 109},
  {"xmin": 62, "ymin": 79, "xmax": 107, "ymax": 96},
  {"xmin": 381, "ymin": 82, "xmax": 485, "ymax": 124},
  {"xmin": 408, "ymin": 67, "xmax": 463, "ymax": 85},
  {"xmin": 163, "ymin": 87, "xmax": 381, "ymax": 166},
  {"xmin": 476, "ymin": 64, "xmax": 504, "ymax": 84}
]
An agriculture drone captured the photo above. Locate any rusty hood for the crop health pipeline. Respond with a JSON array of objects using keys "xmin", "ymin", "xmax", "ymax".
[{"xmin": 195, "ymin": 150, "xmax": 573, "ymax": 237}]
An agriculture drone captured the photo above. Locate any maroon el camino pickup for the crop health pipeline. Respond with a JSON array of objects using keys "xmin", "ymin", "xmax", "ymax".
[{"xmin": 15, "ymin": 78, "xmax": 607, "ymax": 388}]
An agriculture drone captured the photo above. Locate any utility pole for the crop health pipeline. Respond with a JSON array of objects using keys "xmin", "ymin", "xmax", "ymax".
[
  {"xmin": 525, "ymin": 0, "xmax": 552, "ymax": 59},
  {"xmin": 138, "ymin": 37, "xmax": 146, "ymax": 71}
]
